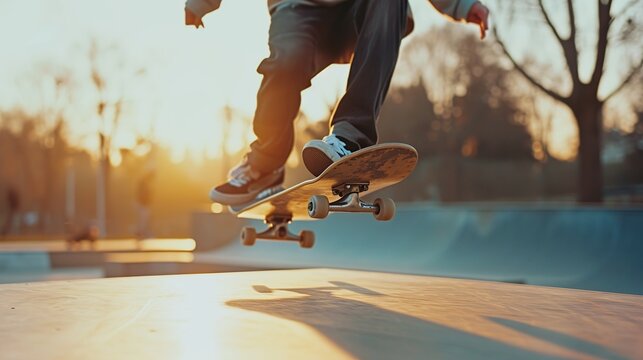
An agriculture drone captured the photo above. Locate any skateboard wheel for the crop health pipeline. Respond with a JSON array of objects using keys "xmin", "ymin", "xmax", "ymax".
[
  {"xmin": 308, "ymin": 195, "xmax": 330, "ymax": 219},
  {"xmin": 299, "ymin": 230, "xmax": 315, "ymax": 249},
  {"xmin": 241, "ymin": 227, "xmax": 257, "ymax": 246},
  {"xmin": 373, "ymin": 198, "xmax": 395, "ymax": 221}
]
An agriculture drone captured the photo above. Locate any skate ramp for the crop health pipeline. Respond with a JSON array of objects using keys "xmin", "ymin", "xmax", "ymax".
[
  {"xmin": 199, "ymin": 206, "xmax": 643, "ymax": 294},
  {"xmin": 2, "ymin": 269, "xmax": 641, "ymax": 359}
]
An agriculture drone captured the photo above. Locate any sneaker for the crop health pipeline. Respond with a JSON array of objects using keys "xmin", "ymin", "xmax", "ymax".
[
  {"xmin": 302, "ymin": 134, "xmax": 360, "ymax": 176},
  {"xmin": 209, "ymin": 159, "xmax": 284, "ymax": 205}
]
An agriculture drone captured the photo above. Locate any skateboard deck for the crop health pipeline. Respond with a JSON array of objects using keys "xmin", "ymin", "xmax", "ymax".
[
  {"xmin": 228, "ymin": 143, "xmax": 417, "ymax": 248},
  {"xmin": 232, "ymin": 143, "xmax": 418, "ymax": 220}
]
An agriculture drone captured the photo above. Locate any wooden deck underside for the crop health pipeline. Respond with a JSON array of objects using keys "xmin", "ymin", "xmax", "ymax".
[{"xmin": 235, "ymin": 144, "xmax": 418, "ymax": 220}]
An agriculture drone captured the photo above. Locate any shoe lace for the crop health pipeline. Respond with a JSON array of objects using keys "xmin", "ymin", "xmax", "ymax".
[
  {"xmin": 228, "ymin": 155, "xmax": 250, "ymax": 178},
  {"xmin": 324, "ymin": 134, "xmax": 352, "ymax": 157},
  {"xmin": 228, "ymin": 171, "xmax": 254, "ymax": 188}
]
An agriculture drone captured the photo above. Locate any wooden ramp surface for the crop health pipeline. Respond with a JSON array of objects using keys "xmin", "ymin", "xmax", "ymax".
[{"xmin": 1, "ymin": 269, "xmax": 641, "ymax": 360}]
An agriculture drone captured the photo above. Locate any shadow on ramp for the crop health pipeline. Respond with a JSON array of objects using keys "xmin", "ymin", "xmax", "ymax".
[
  {"xmin": 227, "ymin": 283, "xmax": 565, "ymax": 360},
  {"xmin": 488, "ymin": 317, "xmax": 627, "ymax": 360}
]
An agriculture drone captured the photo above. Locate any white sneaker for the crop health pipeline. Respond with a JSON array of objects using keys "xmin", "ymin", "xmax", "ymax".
[{"xmin": 302, "ymin": 134, "xmax": 358, "ymax": 176}]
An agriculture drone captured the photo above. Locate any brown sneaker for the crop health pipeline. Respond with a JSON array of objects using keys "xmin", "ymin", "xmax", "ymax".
[{"xmin": 209, "ymin": 159, "xmax": 284, "ymax": 205}]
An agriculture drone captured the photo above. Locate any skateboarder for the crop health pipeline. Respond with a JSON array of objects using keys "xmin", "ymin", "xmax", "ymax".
[{"xmin": 185, "ymin": 0, "xmax": 489, "ymax": 205}]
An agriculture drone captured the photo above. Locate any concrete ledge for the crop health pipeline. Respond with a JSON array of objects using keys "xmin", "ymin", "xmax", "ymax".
[
  {"xmin": 0, "ymin": 251, "xmax": 50, "ymax": 272},
  {"xmin": 0, "ymin": 239, "xmax": 196, "ymax": 268}
]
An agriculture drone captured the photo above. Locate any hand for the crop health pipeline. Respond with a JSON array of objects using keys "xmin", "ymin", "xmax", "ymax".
[
  {"xmin": 185, "ymin": 8, "xmax": 204, "ymax": 28},
  {"xmin": 466, "ymin": 1, "xmax": 489, "ymax": 40}
]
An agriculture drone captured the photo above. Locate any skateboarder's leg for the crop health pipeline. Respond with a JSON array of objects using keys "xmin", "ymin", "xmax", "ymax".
[
  {"xmin": 210, "ymin": 5, "xmax": 335, "ymax": 205},
  {"xmin": 247, "ymin": 4, "xmax": 336, "ymax": 174},
  {"xmin": 302, "ymin": 0, "xmax": 408, "ymax": 176},
  {"xmin": 330, "ymin": 0, "xmax": 409, "ymax": 149}
]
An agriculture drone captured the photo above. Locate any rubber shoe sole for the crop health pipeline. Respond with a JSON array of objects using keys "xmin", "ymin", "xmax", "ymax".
[
  {"xmin": 209, "ymin": 171, "xmax": 283, "ymax": 206},
  {"xmin": 228, "ymin": 185, "xmax": 285, "ymax": 212}
]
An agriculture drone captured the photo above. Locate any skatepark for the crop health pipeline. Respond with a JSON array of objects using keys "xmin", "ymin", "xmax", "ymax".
[
  {"xmin": 2, "ymin": 205, "xmax": 642, "ymax": 359},
  {"xmin": 2, "ymin": 0, "xmax": 643, "ymax": 358}
]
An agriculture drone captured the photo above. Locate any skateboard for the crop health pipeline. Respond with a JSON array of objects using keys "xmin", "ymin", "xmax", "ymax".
[{"xmin": 229, "ymin": 143, "xmax": 418, "ymax": 248}]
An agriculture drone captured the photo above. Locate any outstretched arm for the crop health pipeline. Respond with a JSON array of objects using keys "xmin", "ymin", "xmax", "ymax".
[
  {"xmin": 185, "ymin": 0, "xmax": 222, "ymax": 28},
  {"xmin": 429, "ymin": 0, "xmax": 490, "ymax": 39},
  {"xmin": 466, "ymin": 2, "xmax": 489, "ymax": 39}
]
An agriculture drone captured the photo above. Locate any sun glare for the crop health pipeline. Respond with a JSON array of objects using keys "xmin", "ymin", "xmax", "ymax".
[
  {"xmin": 0, "ymin": 0, "xmax": 631, "ymax": 162},
  {"xmin": 210, "ymin": 203, "xmax": 224, "ymax": 214}
]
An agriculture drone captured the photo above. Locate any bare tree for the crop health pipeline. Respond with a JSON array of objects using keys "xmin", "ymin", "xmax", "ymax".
[
  {"xmin": 40, "ymin": 68, "xmax": 73, "ymax": 232},
  {"xmin": 493, "ymin": 0, "xmax": 643, "ymax": 202},
  {"xmin": 88, "ymin": 41, "xmax": 145, "ymax": 236},
  {"xmin": 6, "ymin": 66, "xmax": 74, "ymax": 233}
]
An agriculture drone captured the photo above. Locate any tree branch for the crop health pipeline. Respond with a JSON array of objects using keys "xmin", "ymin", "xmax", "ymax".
[
  {"xmin": 564, "ymin": 0, "xmax": 580, "ymax": 84},
  {"xmin": 537, "ymin": 0, "xmax": 563, "ymax": 42},
  {"xmin": 537, "ymin": 0, "xmax": 580, "ymax": 84},
  {"xmin": 493, "ymin": 27, "xmax": 568, "ymax": 104},
  {"xmin": 603, "ymin": 58, "xmax": 643, "ymax": 102},
  {"xmin": 590, "ymin": 0, "xmax": 614, "ymax": 91},
  {"xmin": 566, "ymin": 0, "xmax": 577, "ymax": 45}
]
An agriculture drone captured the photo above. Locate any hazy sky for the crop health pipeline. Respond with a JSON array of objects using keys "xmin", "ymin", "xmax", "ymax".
[{"xmin": 0, "ymin": 0, "xmax": 639, "ymax": 161}]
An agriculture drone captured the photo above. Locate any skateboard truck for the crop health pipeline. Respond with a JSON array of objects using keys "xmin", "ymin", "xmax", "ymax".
[
  {"xmin": 332, "ymin": 183, "xmax": 370, "ymax": 197},
  {"xmin": 308, "ymin": 182, "xmax": 396, "ymax": 221},
  {"xmin": 240, "ymin": 182, "xmax": 394, "ymax": 250},
  {"xmin": 233, "ymin": 144, "xmax": 418, "ymax": 250},
  {"xmin": 241, "ymin": 215, "xmax": 315, "ymax": 249}
]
